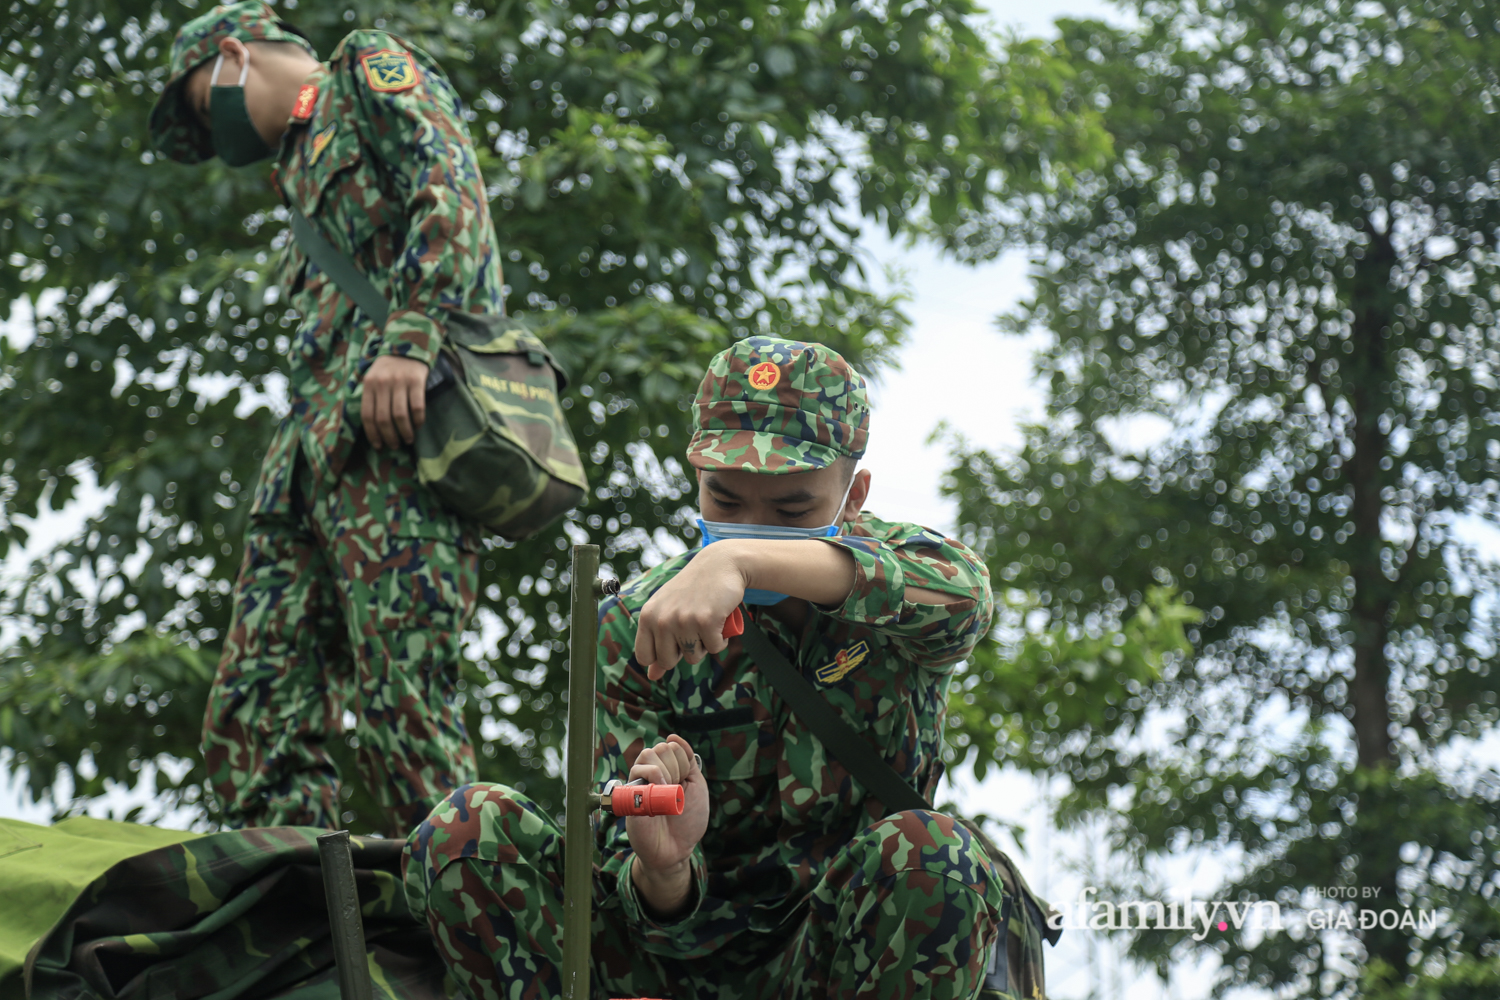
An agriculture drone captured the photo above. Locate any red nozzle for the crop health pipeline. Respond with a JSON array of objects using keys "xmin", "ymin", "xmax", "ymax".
[
  {"xmin": 722, "ymin": 607, "xmax": 744, "ymax": 638},
  {"xmin": 610, "ymin": 783, "xmax": 685, "ymax": 816}
]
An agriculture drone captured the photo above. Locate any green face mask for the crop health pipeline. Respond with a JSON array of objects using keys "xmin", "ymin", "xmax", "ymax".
[{"xmin": 209, "ymin": 53, "xmax": 273, "ymax": 167}]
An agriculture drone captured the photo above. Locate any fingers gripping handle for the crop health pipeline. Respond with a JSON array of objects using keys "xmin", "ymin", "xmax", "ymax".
[
  {"xmin": 599, "ymin": 577, "xmax": 741, "ymax": 640},
  {"xmin": 609, "ymin": 782, "xmax": 685, "ymax": 816}
]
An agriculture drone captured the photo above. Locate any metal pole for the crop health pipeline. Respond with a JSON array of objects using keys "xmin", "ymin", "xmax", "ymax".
[
  {"xmin": 562, "ymin": 543, "xmax": 600, "ymax": 1000},
  {"xmin": 317, "ymin": 830, "xmax": 374, "ymax": 1000}
]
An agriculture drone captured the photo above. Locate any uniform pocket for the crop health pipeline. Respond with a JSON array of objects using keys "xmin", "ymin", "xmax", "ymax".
[
  {"xmin": 285, "ymin": 139, "xmax": 394, "ymax": 341},
  {"xmin": 309, "ymin": 150, "xmax": 389, "ymax": 256},
  {"xmin": 687, "ymin": 718, "xmax": 780, "ymax": 782},
  {"xmin": 321, "ymin": 451, "xmax": 479, "ymax": 633},
  {"xmin": 292, "ymin": 136, "xmax": 395, "ymax": 265},
  {"xmin": 358, "ymin": 532, "xmax": 477, "ymax": 634}
]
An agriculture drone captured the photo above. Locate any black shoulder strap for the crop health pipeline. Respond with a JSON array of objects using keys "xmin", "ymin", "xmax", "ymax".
[
  {"xmin": 740, "ymin": 616, "xmax": 930, "ymax": 815},
  {"xmin": 288, "ymin": 207, "xmax": 390, "ymax": 328}
]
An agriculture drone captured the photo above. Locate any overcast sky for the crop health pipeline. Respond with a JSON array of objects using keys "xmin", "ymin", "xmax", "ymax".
[{"xmin": 857, "ymin": 0, "xmax": 1125, "ymax": 531}]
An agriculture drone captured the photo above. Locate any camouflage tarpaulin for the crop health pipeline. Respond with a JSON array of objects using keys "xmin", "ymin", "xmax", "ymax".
[
  {"xmin": 24, "ymin": 827, "xmax": 450, "ymax": 1000},
  {"xmin": 0, "ymin": 818, "xmax": 202, "ymax": 1000}
]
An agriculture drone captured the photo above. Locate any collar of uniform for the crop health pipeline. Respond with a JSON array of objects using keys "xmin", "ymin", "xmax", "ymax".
[
  {"xmin": 276, "ymin": 64, "xmax": 331, "ymax": 171},
  {"xmin": 285, "ymin": 63, "xmax": 331, "ymax": 130}
]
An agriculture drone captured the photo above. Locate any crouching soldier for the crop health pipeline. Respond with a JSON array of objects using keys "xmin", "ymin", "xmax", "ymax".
[{"xmin": 404, "ymin": 338, "xmax": 1009, "ymax": 998}]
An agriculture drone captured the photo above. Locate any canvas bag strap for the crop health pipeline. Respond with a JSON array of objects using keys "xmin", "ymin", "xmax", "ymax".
[
  {"xmin": 739, "ymin": 615, "xmax": 930, "ymax": 815},
  {"xmin": 288, "ymin": 207, "xmax": 390, "ymax": 328}
]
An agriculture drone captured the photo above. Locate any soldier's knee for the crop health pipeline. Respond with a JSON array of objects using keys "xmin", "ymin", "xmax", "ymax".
[
  {"xmin": 820, "ymin": 810, "xmax": 1002, "ymax": 979},
  {"xmin": 848, "ymin": 809, "xmax": 993, "ymax": 892},
  {"xmin": 402, "ymin": 782, "xmax": 559, "ymax": 915},
  {"xmin": 409, "ymin": 782, "xmax": 555, "ymax": 865}
]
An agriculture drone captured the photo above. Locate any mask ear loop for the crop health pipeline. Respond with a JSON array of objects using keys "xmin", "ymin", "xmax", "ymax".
[
  {"xmin": 207, "ymin": 45, "xmax": 249, "ymax": 88},
  {"xmin": 831, "ymin": 464, "xmax": 858, "ymax": 534}
]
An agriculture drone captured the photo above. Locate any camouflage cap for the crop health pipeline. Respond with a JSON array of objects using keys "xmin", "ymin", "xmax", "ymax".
[
  {"xmin": 686, "ymin": 336, "xmax": 870, "ymax": 475},
  {"xmin": 147, "ymin": 1, "xmax": 315, "ymax": 163}
]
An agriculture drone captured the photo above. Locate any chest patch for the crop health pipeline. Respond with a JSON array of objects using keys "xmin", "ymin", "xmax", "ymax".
[
  {"xmin": 815, "ymin": 640, "xmax": 869, "ymax": 685},
  {"xmin": 309, "ymin": 122, "xmax": 338, "ymax": 166},
  {"xmin": 360, "ymin": 49, "xmax": 420, "ymax": 93}
]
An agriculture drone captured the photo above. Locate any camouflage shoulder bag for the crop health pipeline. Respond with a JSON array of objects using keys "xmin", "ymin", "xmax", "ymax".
[
  {"xmin": 289, "ymin": 209, "xmax": 587, "ymax": 540},
  {"xmin": 740, "ymin": 618, "xmax": 1062, "ymax": 1000}
]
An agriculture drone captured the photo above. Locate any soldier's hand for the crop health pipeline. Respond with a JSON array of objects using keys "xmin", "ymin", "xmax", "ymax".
[
  {"xmin": 361, "ymin": 355, "xmax": 430, "ymax": 450},
  {"xmin": 635, "ymin": 543, "xmax": 745, "ymax": 681},
  {"xmin": 626, "ymin": 735, "xmax": 708, "ymax": 918}
]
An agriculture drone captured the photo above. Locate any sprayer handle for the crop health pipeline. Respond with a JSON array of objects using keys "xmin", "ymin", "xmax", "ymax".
[
  {"xmin": 603, "ymin": 782, "xmax": 685, "ymax": 816},
  {"xmin": 722, "ymin": 607, "xmax": 744, "ymax": 638}
]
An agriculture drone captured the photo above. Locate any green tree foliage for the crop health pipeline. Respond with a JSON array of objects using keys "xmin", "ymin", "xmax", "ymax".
[
  {"xmin": 946, "ymin": 1, "xmax": 1500, "ymax": 995},
  {"xmin": 1364, "ymin": 952, "xmax": 1500, "ymax": 1000},
  {"xmin": 0, "ymin": 0, "xmax": 1105, "ymax": 828}
]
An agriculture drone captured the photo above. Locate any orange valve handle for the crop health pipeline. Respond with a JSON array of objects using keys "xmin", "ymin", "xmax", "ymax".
[
  {"xmin": 722, "ymin": 607, "xmax": 744, "ymax": 638},
  {"xmin": 610, "ymin": 783, "xmax": 685, "ymax": 816}
]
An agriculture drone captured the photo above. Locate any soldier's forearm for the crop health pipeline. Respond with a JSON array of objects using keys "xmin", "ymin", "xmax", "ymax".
[
  {"xmin": 630, "ymin": 853, "xmax": 694, "ymax": 920},
  {"xmin": 716, "ymin": 538, "xmax": 963, "ymax": 607},
  {"xmin": 709, "ymin": 538, "xmax": 858, "ymax": 606}
]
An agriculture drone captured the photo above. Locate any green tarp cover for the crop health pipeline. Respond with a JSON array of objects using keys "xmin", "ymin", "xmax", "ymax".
[
  {"xmin": 2, "ymin": 820, "xmax": 449, "ymax": 1000},
  {"xmin": 0, "ymin": 817, "xmax": 201, "ymax": 996}
]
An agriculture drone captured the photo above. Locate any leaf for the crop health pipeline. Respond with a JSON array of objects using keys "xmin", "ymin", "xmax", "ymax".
[{"xmin": 764, "ymin": 46, "xmax": 796, "ymax": 79}]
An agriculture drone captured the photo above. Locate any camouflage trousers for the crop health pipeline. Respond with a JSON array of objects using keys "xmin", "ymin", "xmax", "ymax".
[
  {"xmin": 203, "ymin": 439, "xmax": 479, "ymax": 835},
  {"xmin": 402, "ymin": 783, "xmax": 1003, "ymax": 1000}
]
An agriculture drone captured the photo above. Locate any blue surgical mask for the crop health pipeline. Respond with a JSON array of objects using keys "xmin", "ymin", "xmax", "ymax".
[{"xmin": 696, "ymin": 472, "xmax": 856, "ymax": 606}]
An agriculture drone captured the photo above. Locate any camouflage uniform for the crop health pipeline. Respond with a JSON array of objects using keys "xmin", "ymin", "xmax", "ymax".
[
  {"xmin": 403, "ymin": 338, "xmax": 1008, "ymax": 999},
  {"xmin": 149, "ymin": 2, "xmax": 504, "ymax": 832}
]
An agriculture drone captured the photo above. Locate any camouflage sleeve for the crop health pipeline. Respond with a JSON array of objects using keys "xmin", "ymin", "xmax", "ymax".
[
  {"xmin": 346, "ymin": 33, "xmax": 493, "ymax": 366},
  {"xmin": 594, "ymin": 592, "xmax": 717, "ymax": 956},
  {"xmin": 815, "ymin": 523, "xmax": 994, "ymax": 672}
]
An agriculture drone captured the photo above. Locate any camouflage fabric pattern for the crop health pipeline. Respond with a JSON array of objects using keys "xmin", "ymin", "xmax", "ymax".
[
  {"xmin": 26, "ymin": 827, "xmax": 450, "ymax": 1000},
  {"xmin": 958, "ymin": 819, "xmax": 1059, "ymax": 1000},
  {"xmin": 255, "ymin": 27, "xmax": 506, "ymax": 513},
  {"xmin": 148, "ymin": 0, "xmax": 316, "ymax": 164},
  {"xmin": 414, "ymin": 313, "xmax": 587, "ymax": 540},
  {"xmin": 398, "ymin": 511, "xmax": 1008, "ymax": 996},
  {"xmin": 584, "ymin": 511, "xmax": 995, "ymax": 955},
  {"xmin": 203, "ymin": 443, "xmax": 479, "ymax": 835},
  {"xmin": 686, "ymin": 337, "xmax": 870, "ymax": 475},
  {"xmin": 191, "ymin": 25, "xmax": 503, "ymax": 829},
  {"xmin": 403, "ymin": 783, "xmax": 1002, "ymax": 1000}
]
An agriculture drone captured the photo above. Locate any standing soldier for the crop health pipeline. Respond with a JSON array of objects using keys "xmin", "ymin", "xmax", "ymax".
[
  {"xmin": 148, "ymin": 1, "xmax": 502, "ymax": 834},
  {"xmin": 404, "ymin": 337, "xmax": 1018, "ymax": 999}
]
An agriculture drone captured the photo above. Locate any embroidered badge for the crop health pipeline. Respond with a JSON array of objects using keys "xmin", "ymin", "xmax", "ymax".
[
  {"xmin": 309, "ymin": 122, "xmax": 337, "ymax": 166},
  {"xmin": 290, "ymin": 83, "xmax": 319, "ymax": 123},
  {"xmin": 815, "ymin": 641, "xmax": 869, "ymax": 685},
  {"xmin": 747, "ymin": 361, "xmax": 781, "ymax": 391},
  {"xmin": 360, "ymin": 49, "xmax": 420, "ymax": 93}
]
